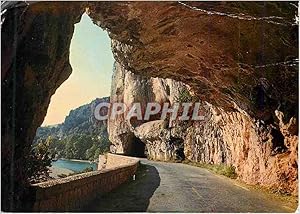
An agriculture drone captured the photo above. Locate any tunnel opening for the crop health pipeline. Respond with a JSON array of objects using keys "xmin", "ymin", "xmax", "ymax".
[
  {"xmin": 31, "ymin": 12, "xmax": 114, "ymax": 182},
  {"xmin": 42, "ymin": 12, "xmax": 113, "ymax": 127},
  {"xmin": 129, "ymin": 136, "xmax": 146, "ymax": 158}
]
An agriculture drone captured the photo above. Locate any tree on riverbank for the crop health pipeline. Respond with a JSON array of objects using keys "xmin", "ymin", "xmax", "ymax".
[
  {"xmin": 36, "ymin": 134, "xmax": 110, "ymax": 161},
  {"xmin": 34, "ymin": 97, "xmax": 111, "ymax": 161},
  {"xmin": 26, "ymin": 140, "xmax": 53, "ymax": 183}
]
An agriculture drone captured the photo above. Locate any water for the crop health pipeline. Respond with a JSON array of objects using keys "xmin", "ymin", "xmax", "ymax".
[{"xmin": 51, "ymin": 159, "xmax": 97, "ymax": 172}]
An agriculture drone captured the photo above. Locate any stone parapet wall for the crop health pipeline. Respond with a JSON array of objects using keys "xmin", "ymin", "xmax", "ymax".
[
  {"xmin": 29, "ymin": 154, "xmax": 139, "ymax": 211},
  {"xmin": 98, "ymin": 153, "xmax": 140, "ymax": 170}
]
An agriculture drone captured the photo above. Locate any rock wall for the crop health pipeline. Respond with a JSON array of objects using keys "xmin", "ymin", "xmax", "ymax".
[
  {"xmin": 108, "ymin": 62, "xmax": 298, "ymax": 195},
  {"xmin": 1, "ymin": 2, "xmax": 85, "ymax": 210},
  {"xmin": 88, "ymin": 1, "xmax": 298, "ymax": 119},
  {"xmin": 29, "ymin": 154, "xmax": 139, "ymax": 211},
  {"xmin": 108, "ymin": 61, "xmax": 188, "ymax": 159},
  {"xmin": 184, "ymin": 105, "xmax": 298, "ymax": 195},
  {"xmin": 93, "ymin": 2, "xmax": 298, "ymax": 195}
]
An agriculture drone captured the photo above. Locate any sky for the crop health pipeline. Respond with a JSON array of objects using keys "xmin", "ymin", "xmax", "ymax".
[{"xmin": 42, "ymin": 13, "xmax": 114, "ymax": 126}]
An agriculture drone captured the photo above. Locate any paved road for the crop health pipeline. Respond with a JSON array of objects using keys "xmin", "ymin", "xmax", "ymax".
[{"xmin": 85, "ymin": 159, "xmax": 295, "ymax": 212}]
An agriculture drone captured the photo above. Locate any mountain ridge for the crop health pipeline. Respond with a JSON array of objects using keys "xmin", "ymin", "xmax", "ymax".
[{"xmin": 35, "ymin": 97, "xmax": 109, "ymax": 142}]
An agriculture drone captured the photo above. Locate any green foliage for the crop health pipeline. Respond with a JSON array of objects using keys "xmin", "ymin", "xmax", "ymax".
[
  {"xmin": 36, "ymin": 134, "xmax": 111, "ymax": 161},
  {"xmin": 31, "ymin": 132, "xmax": 109, "ymax": 182},
  {"xmin": 214, "ymin": 165, "xmax": 237, "ymax": 179},
  {"xmin": 29, "ymin": 98, "xmax": 111, "ymax": 183},
  {"xmin": 176, "ymin": 88, "xmax": 193, "ymax": 103},
  {"xmin": 26, "ymin": 139, "xmax": 53, "ymax": 183},
  {"xmin": 175, "ymin": 88, "xmax": 198, "ymax": 103},
  {"xmin": 34, "ymin": 97, "xmax": 111, "ymax": 162},
  {"xmin": 184, "ymin": 160, "xmax": 237, "ymax": 179},
  {"xmin": 85, "ymin": 135, "xmax": 110, "ymax": 161}
]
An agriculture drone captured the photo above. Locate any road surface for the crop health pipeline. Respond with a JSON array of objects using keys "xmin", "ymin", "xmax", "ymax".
[{"xmin": 85, "ymin": 159, "xmax": 296, "ymax": 212}]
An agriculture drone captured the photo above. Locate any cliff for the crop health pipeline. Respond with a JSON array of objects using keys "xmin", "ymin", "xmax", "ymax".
[
  {"xmin": 109, "ymin": 61, "xmax": 298, "ymax": 196},
  {"xmin": 33, "ymin": 97, "xmax": 110, "ymax": 161},
  {"xmin": 35, "ymin": 97, "xmax": 109, "ymax": 141},
  {"xmin": 108, "ymin": 61, "xmax": 189, "ymax": 158}
]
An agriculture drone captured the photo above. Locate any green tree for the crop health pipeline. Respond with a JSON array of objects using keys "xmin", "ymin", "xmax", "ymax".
[
  {"xmin": 176, "ymin": 88, "xmax": 192, "ymax": 103},
  {"xmin": 25, "ymin": 140, "xmax": 53, "ymax": 183}
]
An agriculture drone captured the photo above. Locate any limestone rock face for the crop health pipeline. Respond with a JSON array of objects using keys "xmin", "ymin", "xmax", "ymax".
[
  {"xmin": 109, "ymin": 62, "xmax": 298, "ymax": 195},
  {"xmin": 134, "ymin": 120, "xmax": 171, "ymax": 160},
  {"xmin": 108, "ymin": 61, "xmax": 188, "ymax": 159},
  {"xmin": 184, "ymin": 104, "xmax": 298, "ymax": 195},
  {"xmin": 2, "ymin": 2, "xmax": 85, "ymax": 210},
  {"xmin": 88, "ymin": 1, "xmax": 298, "ymax": 120},
  {"xmin": 97, "ymin": 2, "xmax": 298, "ymax": 196}
]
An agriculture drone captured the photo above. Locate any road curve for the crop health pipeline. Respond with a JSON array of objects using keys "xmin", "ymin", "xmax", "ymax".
[{"xmin": 85, "ymin": 159, "xmax": 295, "ymax": 212}]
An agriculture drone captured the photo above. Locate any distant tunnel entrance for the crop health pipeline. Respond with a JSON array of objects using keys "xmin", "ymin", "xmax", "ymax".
[{"xmin": 129, "ymin": 136, "xmax": 146, "ymax": 158}]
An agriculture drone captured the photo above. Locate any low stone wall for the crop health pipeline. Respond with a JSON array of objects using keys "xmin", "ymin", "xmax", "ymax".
[
  {"xmin": 29, "ymin": 154, "xmax": 139, "ymax": 211},
  {"xmin": 98, "ymin": 153, "xmax": 140, "ymax": 170}
]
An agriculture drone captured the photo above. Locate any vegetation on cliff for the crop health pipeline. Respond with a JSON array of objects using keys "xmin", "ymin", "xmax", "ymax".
[
  {"xmin": 39, "ymin": 133, "xmax": 110, "ymax": 161},
  {"xmin": 34, "ymin": 98, "xmax": 111, "ymax": 161}
]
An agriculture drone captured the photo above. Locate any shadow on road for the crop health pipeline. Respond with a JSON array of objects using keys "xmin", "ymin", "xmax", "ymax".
[{"xmin": 83, "ymin": 163, "xmax": 160, "ymax": 212}]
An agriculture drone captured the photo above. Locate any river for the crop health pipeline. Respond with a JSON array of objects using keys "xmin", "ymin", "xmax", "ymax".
[{"xmin": 51, "ymin": 159, "xmax": 97, "ymax": 173}]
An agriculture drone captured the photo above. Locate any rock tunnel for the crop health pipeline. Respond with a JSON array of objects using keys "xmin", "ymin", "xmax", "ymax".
[
  {"xmin": 129, "ymin": 136, "xmax": 146, "ymax": 158},
  {"xmin": 1, "ymin": 1, "xmax": 298, "ymax": 211}
]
